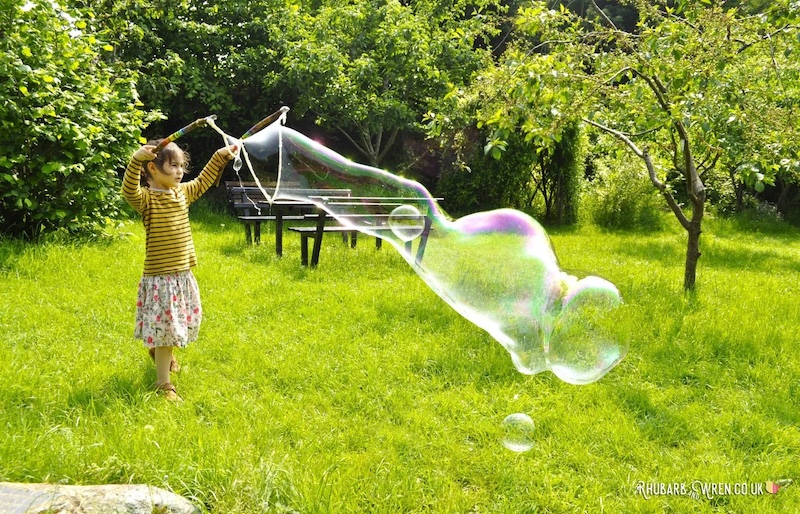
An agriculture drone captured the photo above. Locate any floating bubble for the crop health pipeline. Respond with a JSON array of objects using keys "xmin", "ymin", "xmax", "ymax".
[
  {"xmin": 389, "ymin": 205, "xmax": 425, "ymax": 242},
  {"xmin": 501, "ymin": 413, "xmax": 535, "ymax": 452},
  {"xmin": 210, "ymin": 118, "xmax": 628, "ymax": 385}
]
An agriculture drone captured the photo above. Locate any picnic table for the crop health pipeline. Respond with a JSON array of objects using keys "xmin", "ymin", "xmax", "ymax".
[
  {"xmin": 227, "ymin": 183, "xmax": 352, "ymax": 253},
  {"xmin": 227, "ymin": 182, "xmax": 442, "ymax": 266},
  {"xmin": 286, "ymin": 196, "xmax": 440, "ymax": 267}
]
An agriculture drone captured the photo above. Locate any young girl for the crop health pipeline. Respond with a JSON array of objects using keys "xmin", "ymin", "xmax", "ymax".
[{"xmin": 121, "ymin": 140, "xmax": 236, "ymax": 400}]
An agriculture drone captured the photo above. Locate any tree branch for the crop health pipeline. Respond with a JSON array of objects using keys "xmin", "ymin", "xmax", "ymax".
[
  {"xmin": 670, "ymin": 119, "xmax": 706, "ymax": 206},
  {"xmin": 589, "ymin": 0, "xmax": 617, "ymax": 30},
  {"xmin": 622, "ymin": 124, "xmax": 668, "ymax": 138},
  {"xmin": 332, "ymin": 122, "xmax": 370, "ymax": 162},
  {"xmin": 696, "ymin": 148, "xmax": 721, "ymax": 177},
  {"xmin": 737, "ymin": 23, "xmax": 800, "ymax": 53},
  {"xmin": 377, "ymin": 126, "xmax": 400, "ymax": 165},
  {"xmin": 582, "ymin": 117, "xmax": 643, "ymax": 158},
  {"xmin": 583, "ymin": 117, "xmax": 691, "ymax": 230}
]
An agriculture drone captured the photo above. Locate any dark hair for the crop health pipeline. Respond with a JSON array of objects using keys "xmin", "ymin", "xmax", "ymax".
[{"xmin": 141, "ymin": 139, "xmax": 192, "ymax": 186}]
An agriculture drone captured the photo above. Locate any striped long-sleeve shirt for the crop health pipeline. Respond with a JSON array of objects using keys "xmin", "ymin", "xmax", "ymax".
[{"xmin": 121, "ymin": 153, "xmax": 228, "ymax": 276}]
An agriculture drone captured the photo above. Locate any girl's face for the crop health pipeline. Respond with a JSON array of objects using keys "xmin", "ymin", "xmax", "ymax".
[{"xmin": 147, "ymin": 147, "xmax": 186, "ymax": 189}]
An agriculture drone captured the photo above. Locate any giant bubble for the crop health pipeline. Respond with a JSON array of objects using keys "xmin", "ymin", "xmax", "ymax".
[{"xmin": 210, "ymin": 115, "xmax": 627, "ymax": 385}]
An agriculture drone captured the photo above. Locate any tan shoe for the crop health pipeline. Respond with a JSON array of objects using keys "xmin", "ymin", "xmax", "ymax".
[{"xmin": 156, "ymin": 382, "xmax": 182, "ymax": 401}]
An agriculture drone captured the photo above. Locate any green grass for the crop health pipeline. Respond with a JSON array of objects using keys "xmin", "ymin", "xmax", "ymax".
[{"xmin": 1, "ymin": 207, "xmax": 799, "ymax": 513}]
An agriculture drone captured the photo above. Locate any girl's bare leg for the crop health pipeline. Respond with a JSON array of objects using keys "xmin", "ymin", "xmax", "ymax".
[{"xmin": 154, "ymin": 346, "xmax": 174, "ymax": 386}]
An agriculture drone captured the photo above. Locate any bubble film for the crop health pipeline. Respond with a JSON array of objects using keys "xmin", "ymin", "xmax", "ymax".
[
  {"xmin": 501, "ymin": 413, "xmax": 536, "ymax": 452},
  {"xmin": 221, "ymin": 119, "xmax": 627, "ymax": 385}
]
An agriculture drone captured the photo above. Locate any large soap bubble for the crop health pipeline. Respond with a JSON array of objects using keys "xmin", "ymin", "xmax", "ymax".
[{"xmin": 213, "ymin": 116, "xmax": 627, "ymax": 385}]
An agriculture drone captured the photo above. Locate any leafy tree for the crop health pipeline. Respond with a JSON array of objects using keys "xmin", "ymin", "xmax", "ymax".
[
  {"xmin": 0, "ymin": 0, "xmax": 153, "ymax": 238},
  {"xmin": 277, "ymin": 0, "xmax": 502, "ymax": 166},
  {"xmin": 75, "ymin": 0, "xmax": 290, "ymax": 165},
  {"xmin": 446, "ymin": 0, "xmax": 799, "ymax": 290},
  {"xmin": 79, "ymin": 0, "xmax": 504, "ymax": 171}
]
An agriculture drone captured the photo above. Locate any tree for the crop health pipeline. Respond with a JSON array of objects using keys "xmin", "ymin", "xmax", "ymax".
[
  {"xmin": 449, "ymin": 0, "xmax": 799, "ymax": 290},
  {"xmin": 277, "ymin": 0, "xmax": 502, "ymax": 167},
  {"xmin": 0, "ymin": 0, "xmax": 153, "ymax": 238},
  {"xmin": 77, "ymin": 0, "xmax": 292, "ymax": 164}
]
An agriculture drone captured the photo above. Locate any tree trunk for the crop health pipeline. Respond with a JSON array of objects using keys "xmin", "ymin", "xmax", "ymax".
[
  {"xmin": 729, "ymin": 167, "xmax": 744, "ymax": 211},
  {"xmin": 684, "ymin": 215, "xmax": 703, "ymax": 290}
]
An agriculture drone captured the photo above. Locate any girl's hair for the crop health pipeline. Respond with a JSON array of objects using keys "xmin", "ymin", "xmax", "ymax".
[{"xmin": 141, "ymin": 139, "xmax": 192, "ymax": 186}]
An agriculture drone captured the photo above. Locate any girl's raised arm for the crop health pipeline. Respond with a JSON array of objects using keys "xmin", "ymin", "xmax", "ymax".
[
  {"xmin": 121, "ymin": 145, "xmax": 157, "ymax": 213},
  {"xmin": 182, "ymin": 145, "xmax": 237, "ymax": 204}
]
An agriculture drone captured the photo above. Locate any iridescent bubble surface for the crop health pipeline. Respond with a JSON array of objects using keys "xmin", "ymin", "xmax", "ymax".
[{"xmin": 215, "ymin": 119, "xmax": 627, "ymax": 385}]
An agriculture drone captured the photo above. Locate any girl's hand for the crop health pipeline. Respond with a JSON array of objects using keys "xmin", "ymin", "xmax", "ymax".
[
  {"xmin": 216, "ymin": 144, "xmax": 238, "ymax": 161},
  {"xmin": 133, "ymin": 145, "xmax": 157, "ymax": 162}
]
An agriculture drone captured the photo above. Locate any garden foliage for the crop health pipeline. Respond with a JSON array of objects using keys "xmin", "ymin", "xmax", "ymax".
[
  {"xmin": 436, "ymin": 122, "xmax": 585, "ymax": 224},
  {"xmin": 0, "ymin": 0, "xmax": 151, "ymax": 238}
]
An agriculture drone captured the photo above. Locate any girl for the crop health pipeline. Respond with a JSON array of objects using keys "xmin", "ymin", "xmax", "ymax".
[{"xmin": 121, "ymin": 140, "xmax": 236, "ymax": 400}]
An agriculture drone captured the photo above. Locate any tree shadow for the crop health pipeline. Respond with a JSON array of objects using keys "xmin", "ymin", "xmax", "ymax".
[
  {"xmin": 612, "ymin": 239, "xmax": 684, "ymax": 266},
  {"xmin": 65, "ymin": 362, "xmax": 157, "ymax": 414},
  {"xmin": 701, "ymin": 246, "xmax": 800, "ymax": 274},
  {"xmin": 611, "ymin": 237, "xmax": 800, "ymax": 274}
]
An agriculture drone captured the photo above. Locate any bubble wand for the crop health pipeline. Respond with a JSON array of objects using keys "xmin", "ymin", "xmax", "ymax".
[
  {"xmin": 153, "ymin": 114, "xmax": 218, "ymax": 154},
  {"xmin": 240, "ymin": 106, "xmax": 290, "ymax": 140},
  {"xmin": 211, "ymin": 107, "xmax": 290, "ymax": 191},
  {"xmin": 204, "ymin": 107, "xmax": 291, "ymax": 207}
]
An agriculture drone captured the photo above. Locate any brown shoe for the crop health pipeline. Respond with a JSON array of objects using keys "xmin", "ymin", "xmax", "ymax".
[
  {"xmin": 148, "ymin": 347, "xmax": 180, "ymax": 373},
  {"xmin": 156, "ymin": 382, "xmax": 182, "ymax": 401}
]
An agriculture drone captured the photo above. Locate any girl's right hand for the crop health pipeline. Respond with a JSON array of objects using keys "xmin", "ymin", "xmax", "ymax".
[
  {"xmin": 133, "ymin": 145, "xmax": 157, "ymax": 162},
  {"xmin": 216, "ymin": 144, "xmax": 239, "ymax": 161}
]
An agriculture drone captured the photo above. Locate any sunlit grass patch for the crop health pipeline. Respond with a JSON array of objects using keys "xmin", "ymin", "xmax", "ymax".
[{"xmin": 1, "ymin": 209, "xmax": 798, "ymax": 512}]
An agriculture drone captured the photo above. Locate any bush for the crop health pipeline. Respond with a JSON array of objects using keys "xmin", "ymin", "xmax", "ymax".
[
  {"xmin": 0, "ymin": 1, "xmax": 153, "ymax": 238},
  {"xmin": 435, "ymin": 129, "xmax": 538, "ymax": 216},
  {"xmin": 435, "ymin": 124, "xmax": 585, "ymax": 224},
  {"xmin": 583, "ymin": 156, "xmax": 665, "ymax": 230}
]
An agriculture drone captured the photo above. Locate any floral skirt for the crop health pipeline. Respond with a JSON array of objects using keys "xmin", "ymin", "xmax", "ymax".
[{"xmin": 134, "ymin": 270, "xmax": 202, "ymax": 348}]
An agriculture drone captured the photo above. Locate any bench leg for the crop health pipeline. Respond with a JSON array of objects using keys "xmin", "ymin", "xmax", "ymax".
[
  {"xmin": 254, "ymin": 222, "xmax": 261, "ymax": 245},
  {"xmin": 376, "ymin": 237, "xmax": 382, "ymax": 250},
  {"xmin": 300, "ymin": 234, "xmax": 309, "ymax": 266},
  {"xmin": 415, "ymin": 216, "xmax": 433, "ymax": 265},
  {"xmin": 311, "ymin": 233, "xmax": 323, "ymax": 267},
  {"xmin": 276, "ymin": 215, "xmax": 283, "ymax": 256},
  {"xmin": 311, "ymin": 214, "xmax": 326, "ymax": 267},
  {"xmin": 245, "ymin": 224, "xmax": 252, "ymax": 245},
  {"xmin": 350, "ymin": 231, "xmax": 357, "ymax": 248}
]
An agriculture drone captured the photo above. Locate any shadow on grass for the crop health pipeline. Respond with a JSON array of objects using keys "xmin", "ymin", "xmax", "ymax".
[
  {"xmin": 614, "ymin": 386, "xmax": 697, "ymax": 447},
  {"xmin": 0, "ymin": 239, "xmax": 27, "ymax": 273},
  {"xmin": 612, "ymin": 236, "xmax": 800, "ymax": 274},
  {"xmin": 0, "ymin": 224, "xmax": 134, "ymax": 274},
  {"xmin": 702, "ymin": 246, "xmax": 800, "ymax": 274},
  {"xmin": 66, "ymin": 364, "xmax": 157, "ymax": 413}
]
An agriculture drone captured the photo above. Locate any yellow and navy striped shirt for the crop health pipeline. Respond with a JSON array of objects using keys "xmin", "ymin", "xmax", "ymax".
[{"xmin": 121, "ymin": 153, "xmax": 227, "ymax": 276}]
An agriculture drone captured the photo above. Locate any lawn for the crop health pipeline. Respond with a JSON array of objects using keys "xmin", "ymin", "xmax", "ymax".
[{"xmin": 1, "ymin": 205, "xmax": 798, "ymax": 513}]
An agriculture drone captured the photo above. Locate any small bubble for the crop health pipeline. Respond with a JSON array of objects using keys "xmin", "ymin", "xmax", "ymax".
[
  {"xmin": 501, "ymin": 413, "xmax": 535, "ymax": 453},
  {"xmin": 389, "ymin": 205, "xmax": 425, "ymax": 242}
]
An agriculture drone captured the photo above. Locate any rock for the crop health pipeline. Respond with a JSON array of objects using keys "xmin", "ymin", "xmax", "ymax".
[{"xmin": 0, "ymin": 482, "xmax": 200, "ymax": 514}]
